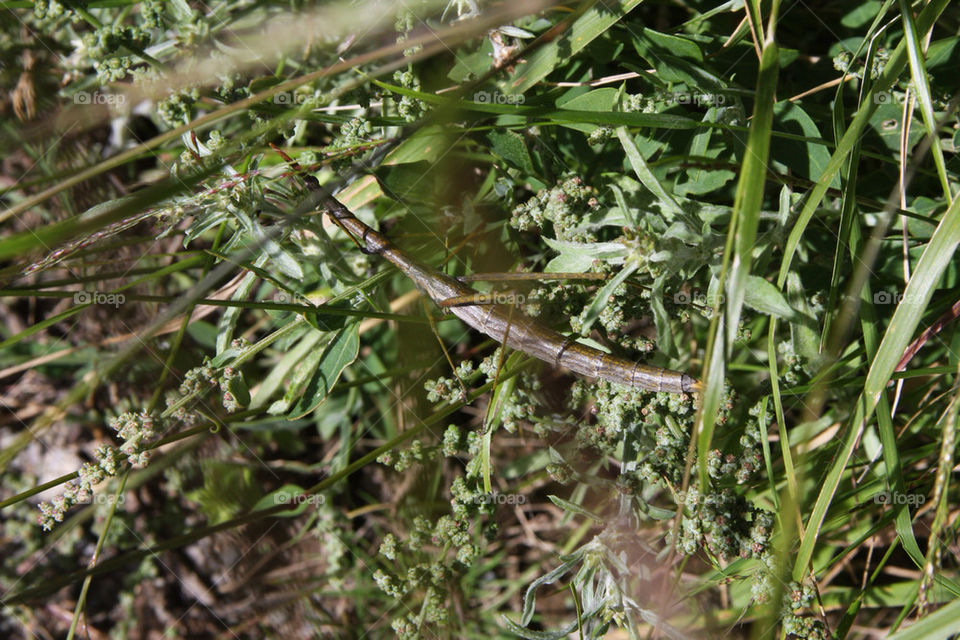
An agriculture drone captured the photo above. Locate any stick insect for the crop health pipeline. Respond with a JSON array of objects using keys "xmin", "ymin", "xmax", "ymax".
[{"xmin": 290, "ymin": 166, "xmax": 698, "ymax": 394}]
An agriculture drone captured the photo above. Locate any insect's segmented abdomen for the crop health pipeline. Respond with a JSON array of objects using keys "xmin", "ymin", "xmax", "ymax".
[{"xmin": 321, "ymin": 196, "xmax": 697, "ymax": 394}]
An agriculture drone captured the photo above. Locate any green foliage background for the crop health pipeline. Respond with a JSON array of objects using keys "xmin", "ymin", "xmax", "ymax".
[{"xmin": 1, "ymin": 0, "xmax": 960, "ymax": 638}]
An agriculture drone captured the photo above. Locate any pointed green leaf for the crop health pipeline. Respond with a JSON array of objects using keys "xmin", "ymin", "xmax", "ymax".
[{"xmin": 288, "ymin": 323, "xmax": 360, "ymax": 419}]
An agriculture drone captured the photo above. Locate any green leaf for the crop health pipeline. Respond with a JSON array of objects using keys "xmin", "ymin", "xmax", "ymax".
[
  {"xmin": 608, "ymin": 183, "xmax": 637, "ymax": 227},
  {"xmin": 547, "ymin": 495, "xmax": 603, "ymax": 522},
  {"xmin": 384, "ymin": 125, "xmax": 452, "ymax": 165},
  {"xmin": 772, "ymin": 101, "xmax": 836, "ymax": 187},
  {"xmin": 233, "ymin": 209, "xmax": 303, "ymax": 280},
  {"xmin": 217, "ymin": 256, "xmax": 267, "ymax": 354},
  {"xmin": 554, "ymin": 88, "xmax": 620, "ymax": 134},
  {"xmin": 253, "ymin": 325, "xmax": 324, "ymax": 410},
  {"xmin": 375, "ymin": 162, "xmax": 439, "ymax": 205},
  {"xmin": 841, "ymin": 1, "xmax": 884, "ymax": 27},
  {"xmin": 793, "ymin": 188, "xmax": 960, "ymax": 581},
  {"xmin": 778, "ymin": 0, "xmax": 950, "ymax": 288},
  {"xmin": 676, "ymin": 109, "xmax": 735, "ymax": 197},
  {"xmin": 500, "ymin": 616, "xmax": 576, "ymax": 640},
  {"xmin": 519, "ymin": 548, "xmax": 585, "ymax": 626},
  {"xmin": 887, "ymin": 598, "xmax": 960, "ymax": 640},
  {"xmin": 578, "ymin": 261, "xmax": 638, "ymax": 336},
  {"xmin": 169, "ymin": 0, "xmax": 196, "ymax": 21},
  {"xmin": 556, "ymin": 87, "xmax": 619, "ymax": 111},
  {"xmin": 898, "ymin": 0, "xmax": 952, "ymax": 198},
  {"xmin": 697, "ymin": 21, "xmax": 780, "ymax": 491},
  {"xmin": 304, "ymin": 302, "xmax": 357, "ymax": 331},
  {"xmin": 226, "ymin": 374, "xmax": 250, "ymax": 408},
  {"xmin": 185, "ymin": 462, "xmax": 256, "ymax": 525},
  {"xmin": 650, "ymin": 275, "xmax": 675, "ymax": 357},
  {"xmin": 288, "ymin": 323, "xmax": 360, "ymax": 419},
  {"xmin": 743, "ymin": 275, "xmax": 800, "ymax": 321},
  {"xmin": 252, "ymin": 484, "xmax": 312, "ymax": 517},
  {"xmin": 0, "ymin": 305, "xmax": 83, "ymax": 350},
  {"xmin": 487, "ymin": 129, "xmax": 534, "ymax": 173},
  {"xmin": 617, "ymin": 127, "xmax": 683, "ymax": 219},
  {"xmin": 501, "ymin": 0, "xmax": 644, "ymax": 94},
  {"xmin": 184, "ymin": 208, "xmax": 231, "ymax": 246},
  {"xmin": 639, "ymin": 27, "xmax": 704, "ymax": 61},
  {"xmin": 786, "ymin": 271, "xmax": 821, "ymax": 369},
  {"xmin": 543, "ymin": 238, "xmax": 628, "ymax": 272}
]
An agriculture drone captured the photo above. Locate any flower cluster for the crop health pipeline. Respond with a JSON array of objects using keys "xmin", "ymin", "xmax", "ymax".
[
  {"xmin": 37, "ymin": 411, "xmax": 161, "ymax": 531},
  {"xmin": 706, "ymin": 416, "xmax": 764, "ymax": 485},
  {"xmin": 569, "ymin": 379, "xmax": 699, "ymax": 462},
  {"xmin": 425, "ymin": 352, "xmax": 540, "ymax": 433},
  {"xmin": 587, "ymin": 126, "xmax": 615, "ymax": 145},
  {"xmin": 520, "ymin": 281, "xmax": 591, "ymax": 324},
  {"xmin": 373, "ymin": 424, "xmax": 502, "ymax": 637},
  {"xmin": 833, "ymin": 48, "xmax": 889, "ymax": 80},
  {"xmin": 392, "ymin": 70, "xmax": 426, "ymax": 122},
  {"xmin": 510, "ymin": 176, "xmax": 600, "ymax": 242},
  {"xmin": 164, "ymin": 358, "xmax": 249, "ymax": 423},
  {"xmin": 111, "ymin": 410, "xmax": 159, "ymax": 467},
  {"xmin": 563, "ymin": 378, "xmax": 788, "ymax": 623},
  {"xmin": 81, "ymin": 24, "xmax": 153, "ymax": 82},
  {"xmin": 673, "ymin": 488, "xmax": 773, "ymax": 560},
  {"xmin": 424, "ymin": 361, "xmax": 479, "ymax": 404},
  {"xmin": 32, "ymin": 0, "xmax": 71, "ymax": 20},
  {"xmin": 158, "ymin": 88, "xmax": 200, "ymax": 127},
  {"xmin": 377, "ymin": 438, "xmax": 439, "ymax": 472},
  {"xmin": 775, "ymin": 340, "xmax": 809, "ymax": 387},
  {"xmin": 781, "ymin": 581, "xmax": 829, "ymax": 639},
  {"xmin": 218, "ymin": 366, "xmax": 250, "ymax": 413}
]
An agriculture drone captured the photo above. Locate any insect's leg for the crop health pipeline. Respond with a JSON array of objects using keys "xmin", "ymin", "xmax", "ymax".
[{"xmin": 422, "ymin": 298, "xmax": 468, "ymax": 402}]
